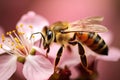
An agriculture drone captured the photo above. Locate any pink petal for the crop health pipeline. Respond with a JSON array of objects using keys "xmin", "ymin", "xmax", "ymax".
[
  {"xmin": 0, "ymin": 37, "xmax": 13, "ymax": 54},
  {"xmin": 97, "ymin": 47, "xmax": 120, "ymax": 61},
  {"xmin": 17, "ymin": 11, "xmax": 49, "ymax": 41},
  {"xmin": 0, "ymin": 54, "xmax": 17, "ymax": 80},
  {"xmin": 0, "ymin": 49, "xmax": 5, "ymax": 54},
  {"xmin": 17, "ymin": 11, "xmax": 49, "ymax": 29},
  {"xmin": 23, "ymin": 55, "xmax": 54, "ymax": 80}
]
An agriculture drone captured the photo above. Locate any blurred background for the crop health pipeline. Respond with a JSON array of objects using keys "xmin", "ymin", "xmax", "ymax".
[{"xmin": 0, "ymin": 0, "xmax": 120, "ymax": 80}]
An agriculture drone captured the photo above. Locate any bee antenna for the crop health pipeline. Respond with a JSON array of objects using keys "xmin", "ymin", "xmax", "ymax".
[{"xmin": 30, "ymin": 32, "xmax": 45, "ymax": 47}]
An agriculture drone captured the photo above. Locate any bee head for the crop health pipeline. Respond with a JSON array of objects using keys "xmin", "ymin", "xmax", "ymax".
[{"xmin": 42, "ymin": 26, "xmax": 54, "ymax": 49}]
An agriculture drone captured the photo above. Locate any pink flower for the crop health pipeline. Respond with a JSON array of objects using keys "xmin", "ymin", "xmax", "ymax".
[{"xmin": 0, "ymin": 11, "xmax": 54, "ymax": 80}]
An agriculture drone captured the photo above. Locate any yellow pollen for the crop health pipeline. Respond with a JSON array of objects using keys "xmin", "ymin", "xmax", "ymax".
[
  {"xmin": 29, "ymin": 25, "xmax": 33, "ymax": 29},
  {"xmin": 20, "ymin": 24, "xmax": 23, "ymax": 27},
  {"xmin": 12, "ymin": 30, "xmax": 16, "ymax": 33},
  {"xmin": 16, "ymin": 26, "xmax": 19, "ymax": 29},
  {"xmin": 11, "ymin": 42, "xmax": 14, "ymax": 46},
  {"xmin": 1, "ymin": 34, "xmax": 5, "ymax": 42},
  {"xmin": 14, "ymin": 37, "xmax": 20, "ymax": 43},
  {"xmin": 18, "ymin": 32, "xmax": 24, "ymax": 35},
  {"xmin": 32, "ymin": 35, "xmax": 35, "ymax": 38},
  {"xmin": 0, "ymin": 44, "xmax": 2, "ymax": 48},
  {"xmin": 6, "ymin": 31, "xmax": 12, "ymax": 35},
  {"xmin": 9, "ymin": 31, "xmax": 12, "ymax": 34},
  {"xmin": 16, "ymin": 44, "xmax": 24, "ymax": 49}
]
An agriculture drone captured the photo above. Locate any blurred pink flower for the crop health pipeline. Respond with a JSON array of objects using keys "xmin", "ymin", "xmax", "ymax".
[{"xmin": 0, "ymin": 12, "xmax": 54, "ymax": 80}]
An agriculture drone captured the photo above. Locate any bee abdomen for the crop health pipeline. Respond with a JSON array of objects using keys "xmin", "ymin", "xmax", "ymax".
[{"xmin": 76, "ymin": 32, "xmax": 108, "ymax": 55}]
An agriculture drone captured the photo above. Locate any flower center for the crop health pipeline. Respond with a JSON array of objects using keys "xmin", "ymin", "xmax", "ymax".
[
  {"xmin": 17, "ymin": 48, "xmax": 36, "ymax": 63},
  {"xmin": 0, "ymin": 25, "xmax": 35, "ymax": 58}
]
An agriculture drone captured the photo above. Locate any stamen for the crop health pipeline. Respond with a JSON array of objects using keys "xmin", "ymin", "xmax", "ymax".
[
  {"xmin": 0, "ymin": 24, "xmax": 35, "ymax": 58},
  {"xmin": 1, "ymin": 34, "xmax": 5, "ymax": 42},
  {"xmin": 18, "ymin": 32, "xmax": 25, "ymax": 35},
  {"xmin": 14, "ymin": 37, "xmax": 20, "ymax": 43},
  {"xmin": 16, "ymin": 25, "xmax": 33, "ymax": 54},
  {"xmin": 20, "ymin": 24, "xmax": 23, "ymax": 27},
  {"xmin": 12, "ymin": 30, "xmax": 16, "ymax": 33},
  {"xmin": 0, "ymin": 44, "xmax": 2, "ymax": 48},
  {"xmin": 29, "ymin": 25, "xmax": 33, "ymax": 29},
  {"xmin": 11, "ymin": 42, "xmax": 14, "ymax": 46},
  {"xmin": 6, "ymin": 31, "xmax": 12, "ymax": 35},
  {"xmin": 6, "ymin": 30, "xmax": 29, "ymax": 56},
  {"xmin": 6, "ymin": 31, "xmax": 17, "ymax": 44},
  {"xmin": 17, "ymin": 56, "xmax": 25, "ymax": 64},
  {"xmin": 16, "ymin": 26, "xmax": 19, "ymax": 30},
  {"xmin": 13, "ymin": 32, "xmax": 29, "ymax": 55}
]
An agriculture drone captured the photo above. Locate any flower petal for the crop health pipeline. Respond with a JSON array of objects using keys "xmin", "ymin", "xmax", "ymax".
[
  {"xmin": 23, "ymin": 55, "xmax": 54, "ymax": 80},
  {"xmin": 96, "ymin": 47, "xmax": 120, "ymax": 61},
  {"xmin": 0, "ymin": 54, "xmax": 17, "ymax": 80},
  {"xmin": 17, "ymin": 11, "xmax": 49, "ymax": 41}
]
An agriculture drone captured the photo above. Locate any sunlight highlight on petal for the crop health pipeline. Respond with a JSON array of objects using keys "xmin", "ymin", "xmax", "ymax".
[{"xmin": 23, "ymin": 55, "xmax": 54, "ymax": 80}]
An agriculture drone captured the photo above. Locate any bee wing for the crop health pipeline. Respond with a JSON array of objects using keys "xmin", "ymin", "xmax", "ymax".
[
  {"xmin": 72, "ymin": 16, "xmax": 104, "ymax": 24},
  {"xmin": 63, "ymin": 16, "xmax": 108, "ymax": 33}
]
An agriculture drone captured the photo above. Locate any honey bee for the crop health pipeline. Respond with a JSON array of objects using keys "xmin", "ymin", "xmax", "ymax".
[{"xmin": 31, "ymin": 16, "xmax": 108, "ymax": 70}]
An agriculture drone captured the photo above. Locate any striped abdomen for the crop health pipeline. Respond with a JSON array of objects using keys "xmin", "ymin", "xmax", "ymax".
[{"xmin": 76, "ymin": 32, "xmax": 108, "ymax": 55}]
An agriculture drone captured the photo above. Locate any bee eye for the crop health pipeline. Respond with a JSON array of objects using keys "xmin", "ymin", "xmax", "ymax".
[{"xmin": 47, "ymin": 30, "xmax": 53, "ymax": 40}]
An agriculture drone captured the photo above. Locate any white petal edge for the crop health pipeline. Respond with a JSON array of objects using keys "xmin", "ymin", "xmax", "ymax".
[
  {"xmin": 0, "ymin": 55, "xmax": 17, "ymax": 80},
  {"xmin": 23, "ymin": 55, "xmax": 54, "ymax": 80}
]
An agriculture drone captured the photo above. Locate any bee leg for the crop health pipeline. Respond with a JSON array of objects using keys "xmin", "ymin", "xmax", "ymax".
[
  {"xmin": 69, "ymin": 41, "xmax": 88, "ymax": 68},
  {"xmin": 54, "ymin": 45, "xmax": 64, "ymax": 72},
  {"xmin": 78, "ymin": 42, "xmax": 88, "ymax": 68},
  {"xmin": 46, "ymin": 47, "xmax": 50, "ymax": 58}
]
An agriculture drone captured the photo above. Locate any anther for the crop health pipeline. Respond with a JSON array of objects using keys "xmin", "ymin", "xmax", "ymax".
[
  {"xmin": 29, "ymin": 25, "xmax": 33, "ymax": 29},
  {"xmin": 14, "ymin": 37, "xmax": 20, "ymax": 43},
  {"xmin": 18, "ymin": 32, "xmax": 24, "ymax": 35},
  {"xmin": 1, "ymin": 34, "xmax": 5, "ymax": 42},
  {"xmin": 20, "ymin": 24, "xmax": 23, "ymax": 27},
  {"xmin": 16, "ymin": 26, "xmax": 19, "ymax": 29},
  {"xmin": 6, "ymin": 31, "xmax": 12, "ymax": 35},
  {"xmin": 0, "ymin": 44, "xmax": 2, "ymax": 48},
  {"xmin": 12, "ymin": 30, "xmax": 16, "ymax": 33}
]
